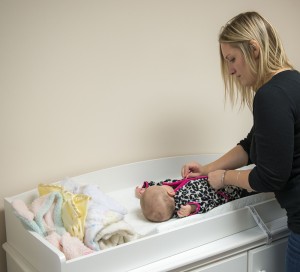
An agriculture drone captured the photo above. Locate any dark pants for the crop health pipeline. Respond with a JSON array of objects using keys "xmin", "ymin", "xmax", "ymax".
[{"xmin": 286, "ymin": 231, "xmax": 300, "ymax": 272}]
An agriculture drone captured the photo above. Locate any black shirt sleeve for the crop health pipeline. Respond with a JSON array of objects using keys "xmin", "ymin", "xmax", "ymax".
[
  {"xmin": 237, "ymin": 127, "xmax": 253, "ymax": 165},
  {"xmin": 248, "ymin": 84, "xmax": 294, "ymax": 192}
]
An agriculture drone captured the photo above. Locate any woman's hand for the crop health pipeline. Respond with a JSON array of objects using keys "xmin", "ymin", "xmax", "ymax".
[
  {"xmin": 177, "ymin": 204, "xmax": 192, "ymax": 217},
  {"xmin": 207, "ymin": 170, "xmax": 226, "ymax": 190},
  {"xmin": 181, "ymin": 161, "xmax": 203, "ymax": 178}
]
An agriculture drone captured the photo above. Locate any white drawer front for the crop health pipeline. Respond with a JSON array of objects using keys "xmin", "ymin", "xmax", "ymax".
[
  {"xmin": 185, "ymin": 253, "xmax": 247, "ymax": 272},
  {"xmin": 248, "ymin": 238, "xmax": 288, "ymax": 272}
]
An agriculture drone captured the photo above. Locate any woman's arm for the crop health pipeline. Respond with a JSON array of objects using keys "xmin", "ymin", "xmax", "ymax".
[
  {"xmin": 181, "ymin": 145, "xmax": 249, "ymax": 178},
  {"xmin": 203, "ymin": 145, "xmax": 249, "ymax": 173},
  {"xmin": 208, "ymin": 169, "xmax": 253, "ymax": 191}
]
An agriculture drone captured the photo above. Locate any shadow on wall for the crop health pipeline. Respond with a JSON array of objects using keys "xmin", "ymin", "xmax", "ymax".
[{"xmin": 0, "ymin": 209, "xmax": 7, "ymax": 272}]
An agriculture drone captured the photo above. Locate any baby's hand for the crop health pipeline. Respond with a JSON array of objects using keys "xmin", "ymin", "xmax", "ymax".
[
  {"xmin": 135, "ymin": 186, "xmax": 145, "ymax": 199},
  {"xmin": 177, "ymin": 204, "xmax": 192, "ymax": 217}
]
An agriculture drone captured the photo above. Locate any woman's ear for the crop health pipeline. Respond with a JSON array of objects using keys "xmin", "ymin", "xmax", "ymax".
[{"xmin": 249, "ymin": 40, "xmax": 260, "ymax": 59}]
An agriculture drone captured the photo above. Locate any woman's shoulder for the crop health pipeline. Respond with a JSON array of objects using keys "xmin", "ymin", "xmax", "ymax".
[
  {"xmin": 254, "ymin": 70, "xmax": 300, "ymax": 112},
  {"xmin": 270, "ymin": 69, "xmax": 300, "ymax": 87},
  {"xmin": 257, "ymin": 70, "xmax": 300, "ymax": 96}
]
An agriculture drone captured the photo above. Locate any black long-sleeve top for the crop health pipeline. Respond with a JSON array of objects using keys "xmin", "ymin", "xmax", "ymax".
[{"xmin": 238, "ymin": 70, "xmax": 300, "ymax": 234}]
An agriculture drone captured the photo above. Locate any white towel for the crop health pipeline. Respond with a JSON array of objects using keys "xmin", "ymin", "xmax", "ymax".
[
  {"xmin": 96, "ymin": 220, "xmax": 137, "ymax": 250},
  {"xmin": 79, "ymin": 184, "xmax": 137, "ymax": 250}
]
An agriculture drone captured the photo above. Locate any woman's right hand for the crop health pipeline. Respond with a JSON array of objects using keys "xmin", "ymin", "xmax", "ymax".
[{"xmin": 181, "ymin": 161, "xmax": 203, "ymax": 178}]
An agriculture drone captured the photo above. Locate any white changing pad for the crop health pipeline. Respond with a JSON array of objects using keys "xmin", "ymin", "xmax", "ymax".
[{"xmin": 108, "ymin": 187, "xmax": 275, "ymax": 237}]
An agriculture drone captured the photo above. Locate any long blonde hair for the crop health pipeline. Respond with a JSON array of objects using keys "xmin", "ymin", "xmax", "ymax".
[{"xmin": 219, "ymin": 11, "xmax": 293, "ymax": 109}]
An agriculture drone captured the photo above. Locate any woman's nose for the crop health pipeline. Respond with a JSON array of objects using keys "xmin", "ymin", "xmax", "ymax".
[{"xmin": 228, "ymin": 64, "xmax": 236, "ymax": 75}]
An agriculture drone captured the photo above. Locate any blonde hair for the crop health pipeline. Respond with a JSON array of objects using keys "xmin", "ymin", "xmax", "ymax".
[
  {"xmin": 140, "ymin": 186, "xmax": 175, "ymax": 222},
  {"xmin": 219, "ymin": 11, "xmax": 293, "ymax": 109}
]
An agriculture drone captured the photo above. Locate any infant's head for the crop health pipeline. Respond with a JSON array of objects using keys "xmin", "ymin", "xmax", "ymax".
[{"xmin": 140, "ymin": 185, "xmax": 175, "ymax": 222}]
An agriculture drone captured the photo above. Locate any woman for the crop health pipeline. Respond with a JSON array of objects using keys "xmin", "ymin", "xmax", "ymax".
[{"xmin": 181, "ymin": 11, "xmax": 300, "ymax": 271}]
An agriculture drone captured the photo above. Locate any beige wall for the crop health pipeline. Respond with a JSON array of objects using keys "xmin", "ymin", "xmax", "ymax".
[{"xmin": 1, "ymin": 1, "xmax": 300, "ymax": 271}]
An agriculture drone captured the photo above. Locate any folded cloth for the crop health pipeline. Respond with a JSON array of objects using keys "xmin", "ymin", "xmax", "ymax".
[
  {"xmin": 38, "ymin": 183, "xmax": 90, "ymax": 241},
  {"xmin": 46, "ymin": 232, "xmax": 94, "ymax": 260},
  {"xmin": 12, "ymin": 199, "xmax": 44, "ymax": 236},
  {"xmin": 12, "ymin": 192, "xmax": 65, "ymax": 236},
  {"xmin": 96, "ymin": 220, "xmax": 137, "ymax": 250},
  {"xmin": 61, "ymin": 232, "xmax": 94, "ymax": 259},
  {"xmin": 59, "ymin": 178, "xmax": 81, "ymax": 194},
  {"xmin": 45, "ymin": 232, "xmax": 63, "ymax": 251},
  {"xmin": 81, "ymin": 184, "xmax": 127, "ymax": 215},
  {"xmin": 12, "ymin": 191, "xmax": 93, "ymax": 261},
  {"xmin": 81, "ymin": 184, "xmax": 138, "ymax": 250}
]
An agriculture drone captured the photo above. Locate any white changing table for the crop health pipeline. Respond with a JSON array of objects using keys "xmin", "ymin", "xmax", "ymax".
[{"xmin": 3, "ymin": 155, "xmax": 289, "ymax": 272}]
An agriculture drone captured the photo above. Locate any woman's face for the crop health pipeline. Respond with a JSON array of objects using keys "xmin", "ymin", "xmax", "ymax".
[{"xmin": 220, "ymin": 42, "xmax": 256, "ymax": 87}]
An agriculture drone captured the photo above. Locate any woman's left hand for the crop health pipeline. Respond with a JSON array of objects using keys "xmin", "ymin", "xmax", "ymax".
[{"xmin": 207, "ymin": 170, "xmax": 226, "ymax": 190}]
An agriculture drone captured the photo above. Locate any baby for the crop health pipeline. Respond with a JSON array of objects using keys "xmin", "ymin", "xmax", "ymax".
[{"xmin": 135, "ymin": 176, "xmax": 245, "ymax": 222}]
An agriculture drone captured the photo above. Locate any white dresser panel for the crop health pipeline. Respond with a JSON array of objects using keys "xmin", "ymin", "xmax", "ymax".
[
  {"xmin": 248, "ymin": 238, "xmax": 288, "ymax": 272},
  {"xmin": 186, "ymin": 253, "xmax": 247, "ymax": 272}
]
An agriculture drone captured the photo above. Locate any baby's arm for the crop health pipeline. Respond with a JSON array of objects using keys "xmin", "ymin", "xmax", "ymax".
[
  {"xmin": 177, "ymin": 202, "xmax": 200, "ymax": 217},
  {"xmin": 177, "ymin": 204, "xmax": 196, "ymax": 217}
]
